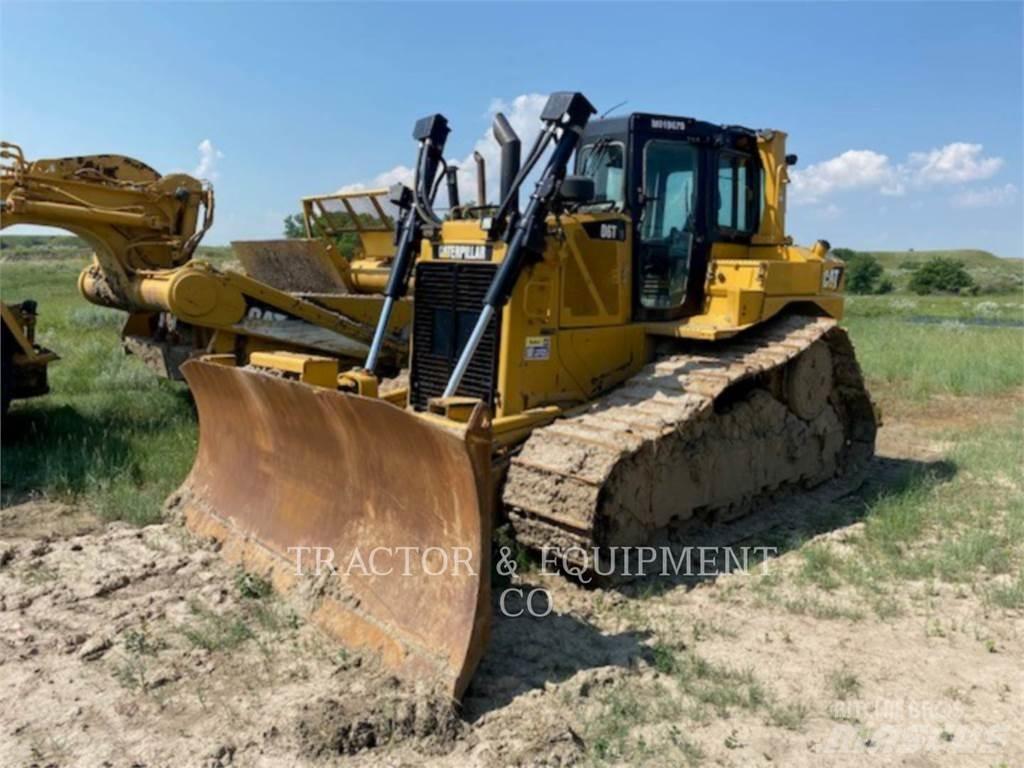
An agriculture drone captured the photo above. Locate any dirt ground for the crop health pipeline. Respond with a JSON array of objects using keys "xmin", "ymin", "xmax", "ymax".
[{"xmin": 1, "ymin": 396, "xmax": 1021, "ymax": 767}]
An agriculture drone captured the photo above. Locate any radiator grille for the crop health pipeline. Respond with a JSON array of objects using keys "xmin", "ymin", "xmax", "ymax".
[{"xmin": 410, "ymin": 261, "xmax": 500, "ymax": 411}]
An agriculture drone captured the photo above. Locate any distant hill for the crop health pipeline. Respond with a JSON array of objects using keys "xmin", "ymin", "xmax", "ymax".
[
  {"xmin": 0, "ymin": 233, "xmax": 91, "ymax": 261},
  {"xmin": 833, "ymin": 248, "xmax": 1021, "ymax": 272},
  {"xmin": 833, "ymin": 248, "xmax": 1022, "ymax": 294},
  {"xmin": 1, "ymin": 233, "xmax": 90, "ymax": 249},
  {"xmin": 0, "ymin": 233, "xmax": 232, "ymax": 263},
  {"xmin": 856, "ymin": 249, "xmax": 1013, "ymax": 269}
]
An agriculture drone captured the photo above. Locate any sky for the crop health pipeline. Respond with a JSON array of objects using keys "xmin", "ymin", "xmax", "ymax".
[{"xmin": 2, "ymin": 2, "xmax": 1022, "ymax": 256}]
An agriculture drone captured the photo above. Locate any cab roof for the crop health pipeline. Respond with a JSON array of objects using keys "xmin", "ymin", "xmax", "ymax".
[{"xmin": 582, "ymin": 112, "xmax": 759, "ymax": 148}]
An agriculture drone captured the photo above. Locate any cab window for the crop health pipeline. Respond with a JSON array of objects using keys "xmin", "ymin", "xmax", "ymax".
[
  {"xmin": 577, "ymin": 142, "xmax": 625, "ymax": 208},
  {"xmin": 716, "ymin": 153, "xmax": 756, "ymax": 233}
]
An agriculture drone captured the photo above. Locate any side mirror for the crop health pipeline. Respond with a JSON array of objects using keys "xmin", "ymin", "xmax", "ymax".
[{"xmin": 558, "ymin": 175, "xmax": 596, "ymax": 204}]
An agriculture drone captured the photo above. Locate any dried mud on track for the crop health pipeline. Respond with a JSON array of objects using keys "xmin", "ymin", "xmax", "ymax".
[{"xmin": 2, "ymin": 395, "xmax": 1022, "ymax": 767}]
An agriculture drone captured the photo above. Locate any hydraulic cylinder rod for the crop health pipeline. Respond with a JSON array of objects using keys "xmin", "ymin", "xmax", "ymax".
[
  {"xmin": 364, "ymin": 114, "xmax": 450, "ymax": 373},
  {"xmin": 443, "ymin": 92, "xmax": 595, "ymax": 398}
]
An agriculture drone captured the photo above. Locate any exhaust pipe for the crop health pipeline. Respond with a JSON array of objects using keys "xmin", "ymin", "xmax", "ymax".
[
  {"xmin": 492, "ymin": 112, "xmax": 521, "ymax": 214},
  {"xmin": 473, "ymin": 151, "xmax": 486, "ymax": 207},
  {"xmin": 446, "ymin": 165, "xmax": 460, "ymax": 210}
]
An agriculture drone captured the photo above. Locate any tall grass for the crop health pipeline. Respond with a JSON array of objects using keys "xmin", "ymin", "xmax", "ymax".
[
  {"xmin": 2, "ymin": 259, "xmax": 196, "ymax": 524},
  {"xmin": 846, "ymin": 293, "xmax": 1024, "ymax": 321},
  {"xmin": 799, "ymin": 412, "xmax": 1024, "ymax": 592},
  {"xmin": 844, "ymin": 316, "xmax": 1024, "ymax": 399}
]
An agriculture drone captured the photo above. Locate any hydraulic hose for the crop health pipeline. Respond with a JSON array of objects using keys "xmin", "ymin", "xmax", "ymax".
[{"xmin": 364, "ymin": 114, "xmax": 450, "ymax": 373}]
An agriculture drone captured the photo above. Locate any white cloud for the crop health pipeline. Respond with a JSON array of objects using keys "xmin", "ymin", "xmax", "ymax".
[
  {"xmin": 879, "ymin": 180, "xmax": 906, "ymax": 197},
  {"xmin": 339, "ymin": 93, "xmax": 549, "ymax": 207},
  {"xmin": 951, "ymin": 183, "xmax": 1019, "ymax": 208},
  {"xmin": 907, "ymin": 143, "xmax": 1003, "ymax": 184},
  {"xmin": 789, "ymin": 150, "xmax": 895, "ymax": 204},
  {"xmin": 193, "ymin": 139, "xmax": 224, "ymax": 181},
  {"xmin": 338, "ymin": 163, "xmax": 416, "ymax": 193},
  {"xmin": 790, "ymin": 142, "xmax": 1004, "ymax": 205}
]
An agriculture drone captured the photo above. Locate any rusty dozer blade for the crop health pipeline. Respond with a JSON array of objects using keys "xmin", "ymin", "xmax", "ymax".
[{"xmin": 171, "ymin": 357, "xmax": 493, "ymax": 699}]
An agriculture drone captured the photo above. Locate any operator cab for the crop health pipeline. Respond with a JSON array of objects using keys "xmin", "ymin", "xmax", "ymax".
[{"xmin": 573, "ymin": 113, "xmax": 762, "ymax": 321}]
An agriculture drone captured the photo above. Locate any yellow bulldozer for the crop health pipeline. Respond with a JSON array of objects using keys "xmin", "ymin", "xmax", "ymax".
[
  {"xmin": 173, "ymin": 92, "xmax": 876, "ymax": 699},
  {"xmin": 0, "ymin": 140, "xmax": 410, "ymax": 415}
]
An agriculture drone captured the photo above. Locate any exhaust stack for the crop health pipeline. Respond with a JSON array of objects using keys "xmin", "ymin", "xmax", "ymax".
[
  {"xmin": 473, "ymin": 151, "xmax": 486, "ymax": 207},
  {"xmin": 445, "ymin": 165, "xmax": 460, "ymax": 209},
  {"xmin": 492, "ymin": 112, "xmax": 521, "ymax": 214}
]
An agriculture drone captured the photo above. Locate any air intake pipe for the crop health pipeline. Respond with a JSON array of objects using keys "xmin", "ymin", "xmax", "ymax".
[{"xmin": 492, "ymin": 112, "xmax": 520, "ymax": 215}]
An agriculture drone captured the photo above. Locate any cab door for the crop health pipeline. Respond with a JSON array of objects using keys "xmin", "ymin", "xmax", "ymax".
[{"xmin": 633, "ymin": 138, "xmax": 710, "ymax": 321}]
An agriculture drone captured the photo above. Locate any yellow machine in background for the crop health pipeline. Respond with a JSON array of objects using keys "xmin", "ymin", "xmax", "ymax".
[
  {"xmin": 294, "ymin": 191, "xmax": 398, "ymax": 295},
  {"xmin": 1, "ymin": 141, "xmax": 410, "ymax": 415},
  {"xmin": 175, "ymin": 93, "xmax": 877, "ymax": 699},
  {"xmin": 1, "ymin": 139, "xmax": 211, "ymax": 413},
  {"xmin": 1, "ymin": 301, "xmax": 58, "ymax": 416}
]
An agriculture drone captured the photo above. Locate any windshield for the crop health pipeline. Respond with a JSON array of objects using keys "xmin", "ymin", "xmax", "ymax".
[{"xmin": 577, "ymin": 142, "xmax": 625, "ymax": 208}]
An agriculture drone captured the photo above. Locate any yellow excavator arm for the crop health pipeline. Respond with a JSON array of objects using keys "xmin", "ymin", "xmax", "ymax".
[
  {"xmin": 2, "ymin": 142, "xmax": 410, "ymax": 391},
  {"xmin": 1, "ymin": 140, "xmax": 213, "ymax": 308}
]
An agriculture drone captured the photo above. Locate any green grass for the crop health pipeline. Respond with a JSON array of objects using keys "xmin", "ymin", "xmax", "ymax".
[
  {"xmin": 584, "ymin": 643, "xmax": 813, "ymax": 762},
  {"xmin": 235, "ymin": 570, "xmax": 274, "ymax": 600},
  {"xmin": 765, "ymin": 701, "xmax": 809, "ymax": 730},
  {"xmin": 180, "ymin": 600, "xmax": 255, "ymax": 652},
  {"xmin": 1, "ymin": 234, "xmax": 91, "ymax": 261},
  {"xmin": 789, "ymin": 413, "xmax": 1024, "ymax": 597},
  {"xmin": 826, "ymin": 666, "xmax": 862, "ymax": 701},
  {"xmin": 0, "ymin": 233, "xmax": 232, "ymax": 264},
  {"xmin": 759, "ymin": 413, "xmax": 1024, "ymax": 618},
  {"xmin": 584, "ymin": 680, "xmax": 707, "ymax": 766},
  {"xmin": 2, "ymin": 259, "xmax": 197, "ymax": 524},
  {"xmin": 987, "ymin": 571, "xmax": 1024, "ymax": 609},
  {"xmin": 845, "ymin": 292, "xmax": 1024, "ymax": 322},
  {"xmin": 843, "ymin": 314, "xmax": 1024, "ymax": 399}
]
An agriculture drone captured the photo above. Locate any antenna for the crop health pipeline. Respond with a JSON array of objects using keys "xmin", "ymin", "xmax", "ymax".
[{"xmin": 600, "ymin": 100, "xmax": 628, "ymax": 119}]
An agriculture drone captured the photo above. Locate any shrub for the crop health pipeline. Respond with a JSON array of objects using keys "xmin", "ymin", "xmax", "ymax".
[
  {"xmin": 908, "ymin": 258, "xmax": 976, "ymax": 295},
  {"xmin": 845, "ymin": 253, "xmax": 886, "ymax": 294}
]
